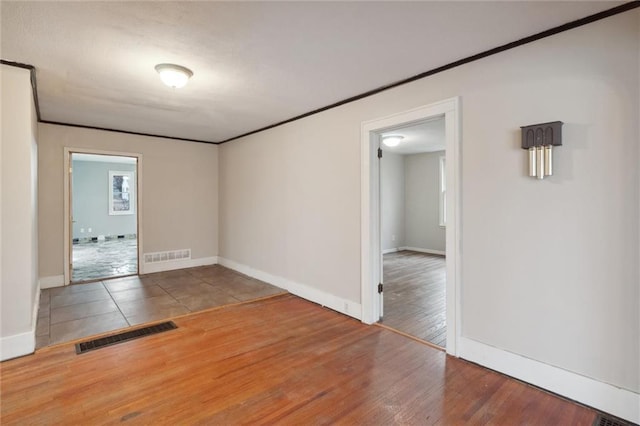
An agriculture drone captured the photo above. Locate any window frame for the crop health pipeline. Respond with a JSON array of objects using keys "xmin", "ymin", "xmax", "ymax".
[
  {"xmin": 108, "ymin": 170, "xmax": 135, "ymax": 216},
  {"xmin": 439, "ymin": 155, "xmax": 446, "ymax": 227}
]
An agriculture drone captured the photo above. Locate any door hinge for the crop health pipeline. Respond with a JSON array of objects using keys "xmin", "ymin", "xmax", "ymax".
[
  {"xmin": 377, "ymin": 148, "xmax": 382, "ymax": 159},
  {"xmin": 378, "ymin": 283, "xmax": 383, "ymax": 293}
]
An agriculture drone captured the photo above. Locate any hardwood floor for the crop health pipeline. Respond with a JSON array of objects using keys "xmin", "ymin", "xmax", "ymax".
[
  {"xmin": 1, "ymin": 294, "xmax": 596, "ymax": 424},
  {"xmin": 381, "ymin": 250, "xmax": 447, "ymax": 347}
]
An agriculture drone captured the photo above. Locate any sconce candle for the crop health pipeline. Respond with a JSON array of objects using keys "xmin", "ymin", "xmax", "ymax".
[
  {"xmin": 520, "ymin": 121, "xmax": 563, "ymax": 180},
  {"xmin": 544, "ymin": 145, "xmax": 553, "ymax": 176},
  {"xmin": 536, "ymin": 146, "xmax": 544, "ymax": 180},
  {"xmin": 528, "ymin": 147, "xmax": 537, "ymax": 177}
]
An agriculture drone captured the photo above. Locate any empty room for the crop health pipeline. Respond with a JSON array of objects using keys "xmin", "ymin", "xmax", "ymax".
[{"xmin": 1, "ymin": 1, "xmax": 638, "ymax": 424}]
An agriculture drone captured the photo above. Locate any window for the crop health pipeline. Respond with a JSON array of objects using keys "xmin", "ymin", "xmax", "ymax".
[
  {"xmin": 109, "ymin": 170, "xmax": 135, "ymax": 215},
  {"xmin": 439, "ymin": 156, "xmax": 446, "ymax": 227}
]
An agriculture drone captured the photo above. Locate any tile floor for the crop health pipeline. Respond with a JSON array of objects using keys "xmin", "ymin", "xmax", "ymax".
[
  {"xmin": 36, "ymin": 264, "xmax": 286, "ymax": 349},
  {"xmin": 72, "ymin": 239, "xmax": 138, "ymax": 282}
]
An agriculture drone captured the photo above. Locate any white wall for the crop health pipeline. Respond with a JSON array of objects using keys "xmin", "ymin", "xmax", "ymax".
[
  {"xmin": 0, "ymin": 64, "xmax": 39, "ymax": 360},
  {"xmin": 38, "ymin": 124, "xmax": 219, "ymax": 281},
  {"xmin": 382, "ymin": 150, "xmax": 446, "ymax": 253},
  {"xmin": 72, "ymin": 160, "xmax": 137, "ymax": 239},
  {"xmin": 219, "ymin": 9, "xmax": 639, "ymax": 410},
  {"xmin": 381, "ymin": 151, "xmax": 405, "ymax": 251},
  {"xmin": 404, "ymin": 151, "xmax": 445, "ymax": 252}
]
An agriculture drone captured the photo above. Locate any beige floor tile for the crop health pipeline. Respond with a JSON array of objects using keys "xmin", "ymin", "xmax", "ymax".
[
  {"xmin": 37, "ymin": 265, "xmax": 289, "ymax": 348},
  {"xmin": 51, "ymin": 288, "xmax": 112, "ymax": 308},
  {"xmin": 50, "ymin": 299, "xmax": 120, "ymax": 324},
  {"xmin": 36, "ymin": 316, "xmax": 50, "ymax": 336},
  {"xmin": 154, "ymin": 275, "xmax": 204, "ymax": 290},
  {"xmin": 186, "ymin": 265, "xmax": 233, "ymax": 280},
  {"xmin": 125, "ymin": 305, "xmax": 191, "ymax": 326},
  {"xmin": 40, "ymin": 290, "xmax": 51, "ymax": 305},
  {"xmin": 38, "ymin": 304, "xmax": 51, "ymax": 318},
  {"xmin": 103, "ymin": 276, "xmax": 160, "ymax": 292},
  {"xmin": 204, "ymin": 278, "xmax": 247, "ymax": 293},
  {"xmin": 49, "ymin": 281, "xmax": 105, "ymax": 297},
  {"xmin": 212, "ymin": 277, "xmax": 283, "ymax": 297},
  {"xmin": 182, "ymin": 266, "xmax": 211, "ymax": 277},
  {"xmin": 109, "ymin": 285, "xmax": 169, "ymax": 303},
  {"xmin": 162, "ymin": 282, "xmax": 222, "ymax": 300},
  {"xmin": 35, "ymin": 335, "xmax": 50, "ymax": 349},
  {"xmin": 115, "ymin": 294, "xmax": 183, "ymax": 317},
  {"xmin": 230, "ymin": 286, "xmax": 286, "ymax": 302},
  {"xmin": 199, "ymin": 274, "xmax": 237, "ymax": 286},
  {"xmin": 176, "ymin": 292, "xmax": 241, "ymax": 312},
  {"xmin": 50, "ymin": 311, "xmax": 129, "ymax": 345},
  {"xmin": 147, "ymin": 269, "xmax": 191, "ymax": 280}
]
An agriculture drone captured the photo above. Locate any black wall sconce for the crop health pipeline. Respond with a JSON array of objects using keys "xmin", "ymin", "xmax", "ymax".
[{"xmin": 521, "ymin": 121, "xmax": 563, "ymax": 180}]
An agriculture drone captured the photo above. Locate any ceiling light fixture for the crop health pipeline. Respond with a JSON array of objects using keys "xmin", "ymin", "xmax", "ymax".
[
  {"xmin": 382, "ymin": 136, "xmax": 404, "ymax": 147},
  {"xmin": 155, "ymin": 63, "xmax": 193, "ymax": 88}
]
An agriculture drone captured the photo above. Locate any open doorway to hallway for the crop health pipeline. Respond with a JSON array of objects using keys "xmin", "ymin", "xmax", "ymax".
[
  {"xmin": 378, "ymin": 118, "xmax": 447, "ymax": 348},
  {"xmin": 362, "ymin": 97, "xmax": 459, "ymax": 355},
  {"xmin": 70, "ymin": 153, "xmax": 138, "ymax": 282}
]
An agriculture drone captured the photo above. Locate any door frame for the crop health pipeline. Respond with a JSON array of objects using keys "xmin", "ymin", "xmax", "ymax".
[
  {"xmin": 360, "ymin": 97, "xmax": 461, "ymax": 356},
  {"xmin": 63, "ymin": 147, "xmax": 144, "ymax": 285}
]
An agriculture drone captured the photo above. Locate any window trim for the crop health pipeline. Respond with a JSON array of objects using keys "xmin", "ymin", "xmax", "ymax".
[{"xmin": 439, "ymin": 155, "xmax": 446, "ymax": 227}]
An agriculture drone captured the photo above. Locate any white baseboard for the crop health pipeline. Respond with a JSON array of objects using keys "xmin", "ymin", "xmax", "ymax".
[
  {"xmin": 382, "ymin": 248, "xmax": 399, "ymax": 254},
  {"xmin": 39, "ymin": 258, "xmax": 220, "ymax": 285},
  {"xmin": 217, "ymin": 257, "xmax": 362, "ymax": 320},
  {"xmin": 39, "ymin": 275, "xmax": 65, "ymax": 289},
  {"xmin": 33, "ymin": 281, "xmax": 40, "ymax": 333},
  {"xmin": 0, "ymin": 331, "xmax": 35, "ymax": 361},
  {"xmin": 459, "ymin": 337, "xmax": 640, "ymax": 424},
  {"xmin": 142, "ymin": 256, "xmax": 218, "ymax": 274},
  {"xmin": 400, "ymin": 246, "xmax": 445, "ymax": 256},
  {"xmin": 0, "ymin": 282, "xmax": 39, "ymax": 362}
]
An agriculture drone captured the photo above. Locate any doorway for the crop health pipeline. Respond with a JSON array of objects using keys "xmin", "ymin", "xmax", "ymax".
[
  {"xmin": 65, "ymin": 151, "xmax": 141, "ymax": 283},
  {"xmin": 360, "ymin": 98, "xmax": 460, "ymax": 356},
  {"xmin": 378, "ymin": 118, "xmax": 447, "ymax": 348}
]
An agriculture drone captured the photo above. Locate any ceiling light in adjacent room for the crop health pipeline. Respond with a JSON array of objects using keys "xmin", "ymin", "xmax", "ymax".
[
  {"xmin": 382, "ymin": 136, "xmax": 404, "ymax": 147},
  {"xmin": 155, "ymin": 63, "xmax": 193, "ymax": 88}
]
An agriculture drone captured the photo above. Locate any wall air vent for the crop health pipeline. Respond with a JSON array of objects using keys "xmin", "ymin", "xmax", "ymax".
[
  {"xmin": 76, "ymin": 321, "xmax": 177, "ymax": 354},
  {"xmin": 593, "ymin": 414, "xmax": 633, "ymax": 426},
  {"xmin": 144, "ymin": 249, "xmax": 191, "ymax": 264}
]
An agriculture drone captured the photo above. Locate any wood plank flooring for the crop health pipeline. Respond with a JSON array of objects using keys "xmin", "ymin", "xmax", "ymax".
[
  {"xmin": 1, "ymin": 294, "xmax": 596, "ymax": 424},
  {"xmin": 381, "ymin": 251, "xmax": 447, "ymax": 347}
]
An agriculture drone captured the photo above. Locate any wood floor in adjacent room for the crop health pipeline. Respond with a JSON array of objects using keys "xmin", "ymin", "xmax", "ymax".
[
  {"xmin": 381, "ymin": 250, "xmax": 447, "ymax": 347},
  {"xmin": 1, "ymin": 294, "xmax": 596, "ymax": 425}
]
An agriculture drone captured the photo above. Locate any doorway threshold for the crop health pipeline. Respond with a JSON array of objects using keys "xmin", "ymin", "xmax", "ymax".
[{"xmin": 375, "ymin": 323, "xmax": 445, "ymax": 352}]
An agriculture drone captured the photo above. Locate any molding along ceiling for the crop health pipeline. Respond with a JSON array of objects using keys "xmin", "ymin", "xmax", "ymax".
[{"xmin": 0, "ymin": 1, "xmax": 631, "ymax": 143}]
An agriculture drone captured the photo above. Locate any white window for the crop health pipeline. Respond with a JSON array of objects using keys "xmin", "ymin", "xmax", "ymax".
[
  {"xmin": 439, "ymin": 156, "xmax": 446, "ymax": 227},
  {"xmin": 109, "ymin": 170, "xmax": 135, "ymax": 216}
]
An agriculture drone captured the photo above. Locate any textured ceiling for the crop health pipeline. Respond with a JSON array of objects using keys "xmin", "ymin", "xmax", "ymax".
[
  {"xmin": 0, "ymin": 1, "xmax": 622, "ymax": 143},
  {"xmin": 381, "ymin": 118, "xmax": 446, "ymax": 155}
]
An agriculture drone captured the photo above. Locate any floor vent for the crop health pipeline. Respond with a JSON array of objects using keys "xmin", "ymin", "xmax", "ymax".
[
  {"xmin": 75, "ymin": 321, "xmax": 177, "ymax": 354},
  {"xmin": 593, "ymin": 414, "xmax": 633, "ymax": 426},
  {"xmin": 144, "ymin": 249, "xmax": 191, "ymax": 264}
]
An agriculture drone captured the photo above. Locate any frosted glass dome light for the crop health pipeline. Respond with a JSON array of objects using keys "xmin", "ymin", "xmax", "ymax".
[
  {"xmin": 155, "ymin": 63, "xmax": 193, "ymax": 88},
  {"xmin": 382, "ymin": 136, "xmax": 404, "ymax": 147}
]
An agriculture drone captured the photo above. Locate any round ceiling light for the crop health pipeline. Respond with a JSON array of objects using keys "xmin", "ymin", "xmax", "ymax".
[
  {"xmin": 155, "ymin": 63, "xmax": 193, "ymax": 88},
  {"xmin": 382, "ymin": 135, "xmax": 404, "ymax": 147}
]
